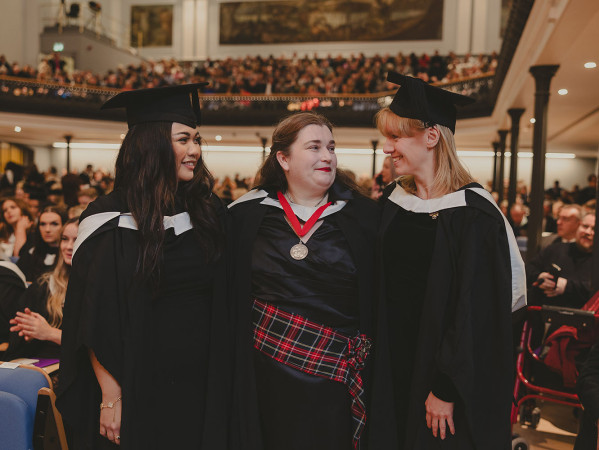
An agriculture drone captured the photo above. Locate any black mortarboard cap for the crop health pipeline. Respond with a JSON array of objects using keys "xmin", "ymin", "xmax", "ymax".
[
  {"xmin": 101, "ymin": 83, "xmax": 209, "ymax": 129},
  {"xmin": 386, "ymin": 72, "xmax": 475, "ymax": 134}
]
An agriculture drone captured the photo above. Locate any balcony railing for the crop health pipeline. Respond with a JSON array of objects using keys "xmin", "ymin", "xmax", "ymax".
[{"xmin": 0, "ymin": 73, "xmax": 494, "ymax": 127}]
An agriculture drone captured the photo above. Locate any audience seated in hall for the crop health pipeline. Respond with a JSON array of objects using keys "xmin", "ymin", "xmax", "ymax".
[
  {"xmin": 5, "ymin": 218, "xmax": 77, "ymax": 361},
  {"xmin": 526, "ymin": 212, "xmax": 595, "ymax": 309},
  {"xmin": 0, "ymin": 50, "xmax": 497, "ymax": 95}
]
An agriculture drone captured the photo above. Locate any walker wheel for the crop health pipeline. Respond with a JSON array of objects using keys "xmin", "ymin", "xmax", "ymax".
[{"xmin": 512, "ymin": 435, "xmax": 529, "ymax": 450}]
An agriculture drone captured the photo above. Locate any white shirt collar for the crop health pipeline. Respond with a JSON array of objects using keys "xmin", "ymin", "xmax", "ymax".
[{"xmin": 229, "ymin": 188, "xmax": 347, "ymax": 221}]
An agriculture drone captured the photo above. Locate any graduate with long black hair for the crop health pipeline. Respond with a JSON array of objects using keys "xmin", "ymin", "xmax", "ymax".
[
  {"xmin": 368, "ymin": 73, "xmax": 526, "ymax": 450},
  {"xmin": 57, "ymin": 84, "xmax": 229, "ymax": 450}
]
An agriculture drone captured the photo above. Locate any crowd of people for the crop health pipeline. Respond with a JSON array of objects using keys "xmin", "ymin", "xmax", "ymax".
[{"xmin": 1, "ymin": 50, "xmax": 497, "ymax": 95}]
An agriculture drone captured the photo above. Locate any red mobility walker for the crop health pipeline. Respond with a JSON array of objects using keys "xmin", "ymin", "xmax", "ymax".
[{"xmin": 511, "ymin": 304, "xmax": 599, "ymax": 450}]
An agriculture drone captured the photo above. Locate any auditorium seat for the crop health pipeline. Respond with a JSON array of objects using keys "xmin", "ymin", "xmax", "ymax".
[{"xmin": 0, "ymin": 362, "xmax": 67, "ymax": 450}]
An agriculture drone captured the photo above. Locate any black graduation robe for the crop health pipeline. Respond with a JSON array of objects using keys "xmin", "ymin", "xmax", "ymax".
[
  {"xmin": 17, "ymin": 240, "xmax": 58, "ymax": 282},
  {"xmin": 369, "ymin": 182, "xmax": 526, "ymax": 450},
  {"xmin": 5, "ymin": 276, "xmax": 61, "ymax": 360},
  {"xmin": 0, "ymin": 262, "xmax": 28, "ymax": 342},
  {"xmin": 56, "ymin": 189, "xmax": 230, "ymax": 450},
  {"xmin": 228, "ymin": 182, "xmax": 379, "ymax": 450}
]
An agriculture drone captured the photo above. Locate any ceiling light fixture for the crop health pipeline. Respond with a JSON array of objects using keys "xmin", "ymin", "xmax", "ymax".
[
  {"xmin": 530, "ymin": 118, "xmax": 536, "ymax": 124},
  {"xmin": 558, "ymin": 89, "xmax": 568, "ymax": 95},
  {"xmin": 215, "ymin": 135, "xmax": 222, "ymax": 141},
  {"xmin": 14, "ymin": 126, "xmax": 21, "ymax": 133},
  {"xmin": 584, "ymin": 62, "xmax": 597, "ymax": 69}
]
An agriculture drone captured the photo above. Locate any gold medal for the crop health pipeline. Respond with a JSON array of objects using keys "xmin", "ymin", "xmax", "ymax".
[{"xmin": 290, "ymin": 242, "xmax": 309, "ymax": 260}]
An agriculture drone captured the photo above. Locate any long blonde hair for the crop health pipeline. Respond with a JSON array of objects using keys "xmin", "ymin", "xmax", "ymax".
[
  {"xmin": 39, "ymin": 218, "xmax": 78, "ymax": 327},
  {"xmin": 375, "ymin": 107, "xmax": 473, "ymax": 197}
]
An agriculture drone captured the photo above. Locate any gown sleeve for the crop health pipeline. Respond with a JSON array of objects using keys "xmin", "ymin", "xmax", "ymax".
[
  {"xmin": 5, "ymin": 280, "xmax": 51, "ymax": 359},
  {"xmin": 56, "ymin": 221, "xmax": 131, "ymax": 443}
]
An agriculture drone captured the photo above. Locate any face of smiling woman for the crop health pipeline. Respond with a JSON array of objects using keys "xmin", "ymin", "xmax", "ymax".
[
  {"xmin": 171, "ymin": 122, "xmax": 201, "ymax": 182},
  {"xmin": 276, "ymin": 124, "xmax": 337, "ymax": 201}
]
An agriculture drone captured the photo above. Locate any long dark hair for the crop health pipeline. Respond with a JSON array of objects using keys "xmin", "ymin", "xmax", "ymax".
[
  {"xmin": 254, "ymin": 112, "xmax": 362, "ymax": 194},
  {"xmin": 114, "ymin": 121, "xmax": 222, "ymax": 279}
]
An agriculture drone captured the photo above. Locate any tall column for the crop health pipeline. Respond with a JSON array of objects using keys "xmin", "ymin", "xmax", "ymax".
[
  {"xmin": 195, "ymin": 0, "xmax": 209, "ymax": 59},
  {"xmin": 260, "ymin": 137, "xmax": 268, "ymax": 163},
  {"xmin": 507, "ymin": 108, "xmax": 525, "ymax": 209},
  {"xmin": 65, "ymin": 135, "xmax": 72, "ymax": 173},
  {"xmin": 497, "ymin": 129, "xmax": 509, "ymax": 204},
  {"xmin": 492, "ymin": 141, "xmax": 500, "ymax": 193},
  {"xmin": 527, "ymin": 64, "xmax": 559, "ymax": 261},
  {"xmin": 371, "ymin": 140, "xmax": 379, "ymax": 178},
  {"xmin": 181, "ymin": 0, "xmax": 196, "ymax": 60}
]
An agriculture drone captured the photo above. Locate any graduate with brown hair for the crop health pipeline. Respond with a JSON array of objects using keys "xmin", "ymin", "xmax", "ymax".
[
  {"xmin": 369, "ymin": 72, "xmax": 526, "ymax": 450},
  {"xmin": 229, "ymin": 112, "xmax": 378, "ymax": 450}
]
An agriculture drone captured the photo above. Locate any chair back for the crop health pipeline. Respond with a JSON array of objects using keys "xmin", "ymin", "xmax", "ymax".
[
  {"xmin": 0, "ymin": 390, "xmax": 30, "ymax": 450},
  {"xmin": 0, "ymin": 364, "xmax": 51, "ymax": 449}
]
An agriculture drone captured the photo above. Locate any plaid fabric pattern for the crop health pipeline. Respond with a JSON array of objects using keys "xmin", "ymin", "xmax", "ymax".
[{"xmin": 252, "ymin": 299, "xmax": 372, "ymax": 449}]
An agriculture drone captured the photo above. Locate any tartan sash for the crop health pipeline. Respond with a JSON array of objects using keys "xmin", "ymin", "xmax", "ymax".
[{"xmin": 252, "ymin": 299, "xmax": 372, "ymax": 449}]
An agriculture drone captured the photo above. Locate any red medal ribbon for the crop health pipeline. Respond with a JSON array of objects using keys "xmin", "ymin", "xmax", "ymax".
[{"xmin": 277, "ymin": 191, "xmax": 332, "ymax": 237}]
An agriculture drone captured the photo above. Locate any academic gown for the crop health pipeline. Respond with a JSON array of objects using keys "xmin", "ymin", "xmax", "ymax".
[
  {"xmin": 17, "ymin": 241, "xmax": 58, "ymax": 282},
  {"xmin": 6, "ymin": 276, "xmax": 61, "ymax": 360},
  {"xmin": 56, "ymin": 189, "xmax": 230, "ymax": 450},
  {"xmin": 369, "ymin": 182, "xmax": 526, "ymax": 450},
  {"xmin": 228, "ymin": 183, "xmax": 378, "ymax": 450},
  {"xmin": 0, "ymin": 262, "xmax": 28, "ymax": 342}
]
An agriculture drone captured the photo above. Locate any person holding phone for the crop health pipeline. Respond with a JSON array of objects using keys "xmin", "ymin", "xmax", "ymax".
[{"xmin": 527, "ymin": 212, "xmax": 595, "ymax": 308}]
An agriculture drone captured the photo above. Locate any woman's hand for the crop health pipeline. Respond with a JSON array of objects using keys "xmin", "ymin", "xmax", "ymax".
[
  {"xmin": 14, "ymin": 215, "xmax": 32, "ymax": 233},
  {"xmin": 90, "ymin": 350, "xmax": 122, "ymax": 445},
  {"xmin": 12, "ymin": 216, "xmax": 32, "ymax": 256},
  {"xmin": 425, "ymin": 391, "xmax": 456, "ymax": 439},
  {"xmin": 9, "ymin": 307, "xmax": 62, "ymax": 344},
  {"xmin": 100, "ymin": 395, "xmax": 122, "ymax": 445}
]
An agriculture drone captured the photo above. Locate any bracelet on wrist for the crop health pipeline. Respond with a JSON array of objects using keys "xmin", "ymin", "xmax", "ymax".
[{"xmin": 100, "ymin": 396, "xmax": 122, "ymax": 410}]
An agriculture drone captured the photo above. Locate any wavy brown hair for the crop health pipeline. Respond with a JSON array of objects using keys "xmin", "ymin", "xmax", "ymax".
[
  {"xmin": 39, "ymin": 218, "xmax": 78, "ymax": 327},
  {"xmin": 114, "ymin": 121, "xmax": 222, "ymax": 279},
  {"xmin": 254, "ymin": 112, "xmax": 362, "ymax": 194}
]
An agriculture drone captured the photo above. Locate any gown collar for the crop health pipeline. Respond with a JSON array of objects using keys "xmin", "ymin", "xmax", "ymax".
[
  {"xmin": 387, "ymin": 182, "xmax": 527, "ymax": 312},
  {"xmin": 73, "ymin": 211, "xmax": 192, "ymax": 258},
  {"xmin": 229, "ymin": 184, "xmax": 350, "ymax": 222}
]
